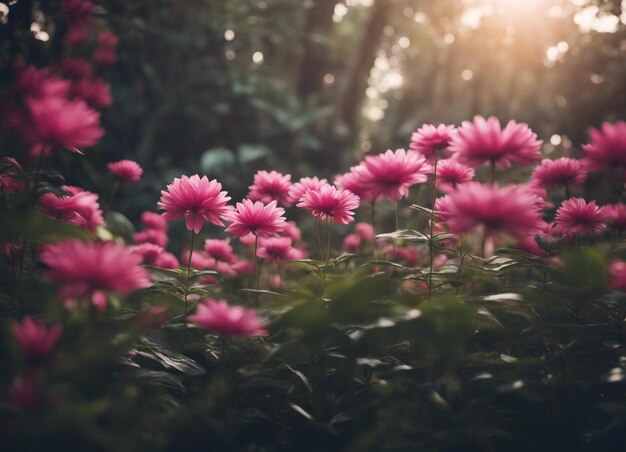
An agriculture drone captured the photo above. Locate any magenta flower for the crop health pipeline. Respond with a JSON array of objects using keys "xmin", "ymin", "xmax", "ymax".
[
  {"xmin": 225, "ymin": 199, "xmax": 286, "ymax": 238},
  {"xmin": 0, "ymin": 157, "xmax": 25, "ymax": 194},
  {"xmin": 360, "ymin": 149, "xmax": 431, "ymax": 200},
  {"xmin": 248, "ymin": 170, "xmax": 294, "ymax": 207},
  {"xmin": 355, "ymin": 222, "xmax": 374, "ymax": 240},
  {"xmin": 297, "ymin": 183, "xmax": 360, "ymax": 225},
  {"xmin": 158, "ymin": 175, "xmax": 232, "ymax": 233},
  {"xmin": 40, "ymin": 239, "xmax": 151, "ymax": 305},
  {"xmin": 134, "ymin": 229, "xmax": 168, "ymax": 247},
  {"xmin": 609, "ymin": 260, "xmax": 626, "ymax": 291},
  {"xmin": 153, "ymin": 251, "xmax": 180, "ymax": 269},
  {"xmin": 189, "ymin": 299, "xmax": 268, "ymax": 337},
  {"xmin": 107, "ymin": 159, "xmax": 143, "ymax": 182},
  {"xmin": 140, "ymin": 211, "xmax": 167, "ymax": 230},
  {"xmin": 39, "ymin": 185, "xmax": 104, "ymax": 232},
  {"xmin": 581, "ymin": 121, "xmax": 626, "ymax": 172},
  {"xmin": 605, "ymin": 204, "xmax": 626, "ymax": 230},
  {"xmin": 435, "ymin": 159, "xmax": 475, "ymax": 193},
  {"xmin": 289, "ymin": 176, "xmax": 328, "ymax": 203},
  {"xmin": 282, "ymin": 221, "xmax": 302, "ymax": 242},
  {"xmin": 130, "ymin": 243, "xmax": 164, "ymax": 264},
  {"xmin": 449, "ymin": 116, "xmax": 542, "ymax": 168},
  {"xmin": 409, "ymin": 123, "xmax": 456, "ymax": 160},
  {"xmin": 257, "ymin": 237, "xmax": 302, "ymax": 261},
  {"xmin": 553, "ymin": 198, "xmax": 607, "ymax": 236},
  {"xmin": 204, "ymin": 239, "xmax": 237, "ymax": 263},
  {"xmin": 72, "ymin": 77, "xmax": 112, "ymax": 109},
  {"xmin": 531, "ymin": 158, "xmax": 587, "ymax": 190},
  {"xmin": 11, "ymin": 316, "xmax": 62, "ymax": 362},
  {"xmin": 335, "ymin": 164, "xmax": 378, "ymax": 202},
  {"xmin": 342, "ymin": 233, "xmax": 362, "ymax": 253},
  {"xmin": 437, "ymin": 182, "xmax": 545, "ymax": 240},
  {"xmin": 97, "ymin": 30, "xmax": 118, "ymax": 48},
  {"xmin": 22, "ymin": 96, "xmax": 104, "ymax": 153}
]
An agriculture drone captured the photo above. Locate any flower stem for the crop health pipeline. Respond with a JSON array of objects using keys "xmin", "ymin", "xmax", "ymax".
[
  {"xmin": 428, "ymin": 157, "xmax": 439, "ymax": 301},
  {"xmin": 394, "ymin": 200, "xmax": 399, "ymax": 231},
  {"xmin": 316, "ymin": 218, "xmax": 323, "ymax": 262},
  {"xmin": 108, "ymin": 180, "xmax": 120, "ymax": 211},
  {"xmin": 490, "ymin": 160, "xmax": 496, "ymax": 185},
  {"xmin": 184, "ymin": 230, "xmax": 195, "ymax": 326},
  {"xmin": 455, "ymin": 235, "xmax": 465, "ymax": 296},
  {"xmin": 326, "ymin": 218, "xmax": 333, "ymax": 264},
  {"xmin": 254, "ymin": 233, "xmax": 260, "ymax": 306}
]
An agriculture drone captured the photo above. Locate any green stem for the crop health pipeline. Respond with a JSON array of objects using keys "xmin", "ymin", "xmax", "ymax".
[
  {"xmin": 455, "ymin": 236, "xmax": 465, "ymax": 296},
  {"xmin": 108, "ymin": 180, "xmax": 120, "ymax": 211},
  {"xmin": 316, "ymin": 218, "xmax": 323, "ymax": 262},
  {"xmin": 326, "ymin": 218, "xmax": 333, "ymax": 264},
  {"xmin": 428, "ymin": 157, "xmax": 439, "ymax": 301},
  {"xmin": 394, "ymin": 199, "xmax": 399, "ymax": 231},
  {"xmin": 254, "ymin": 233, "xmax": 260, "ymax": 306},
  {"xmin": 184, "ymin": 230, "xmax": 196, "ymax": 326}
]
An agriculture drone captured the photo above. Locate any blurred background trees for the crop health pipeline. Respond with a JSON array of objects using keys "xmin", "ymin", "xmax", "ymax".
[{"xmin": 1, "ymin": 0, "xmax": 625, "ymax": 202}]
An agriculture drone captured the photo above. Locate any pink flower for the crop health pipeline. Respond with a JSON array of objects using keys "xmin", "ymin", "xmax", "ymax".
[
  {"xmin": 449, "ymin": 116, "xmax": 542, "ymax": 168},
  {"xmin": 72, "ymin": 77, "xmax": 112, "ymax": 109},
  {"xmin": 553, "ymin": 198, "xmax": 607, "ymax": 236},
  {"xmin": 232, "ymin": 259, "xmax": 254, "ymax": 275},
  {"xmin": 58, "ymin": 57, "xmax": 92, "ymax": 80},
  {"xmin": 257, "ymin": 237, "xmax": 301, "ymax": 261},
  {"xmin": 22, "ymin": 96, "xmax": 104, "ymax": 152},
  {"xmin": 140, "ymin": 211, "xmax": 167, "ymax": 230},
  {"xmin": 189, "ymin": 299, "xmax": 268, "ymax": 337},
  {"xmin": 531, "ymin": 158, "xmax": 587, "ymax": 190},
  {"xmin": 40, "ymin": 239, "xmax": 152, "ymax": 305},
  {"xmin": 225, "ymin": 199, "xmax": 286, "ymax": 238},
  {"xmin": 289, "ymin": 176, "xmax": 328, "ymax": 203},
  {"xmin": 93, "ymin": 48, "xmax": 117, "ymax": 68},
  {"xmin": 361, "ymin": 149, "xmax": 432, "ymax": 200},
  {"xmin": 14, "ymin": 65, "xmax": 71, "ymax": 100},
  {"xmin": 342, "ymin": 233, "xmax": 361, "ymax": 253},
  {"xmin": 239, "ymin": 232, "xmax": 257, "ymax": 247},
  {"xmin": 204, "ymin": 239, "xmax": 237, "ymax": 263},
  {"xmin": 97, "ymin": 30, "xmax": 118, "ymax": 49},
  {"xmin": 39, "ymin": 185, "xmax": 104, "ymax": 232},
  {"xmin": 107, "ymin": 159, "xmax": 143, "ymax": 182},
  {"xmin": 409, "ymin": 124, "xmax": 456, "ymax": 160},
  {"xmin": 355, "ymin": 222, "xmax": 374, "ymax": 240},
  {"xmin": 158, "ymin": 175, "xmax": 232, "ymax": 233},
  {"xmin": 605, "ymin": 204, "xmax": 626, "ymax": 230},
  {"xmin": 297, "ymin": 183, "xmax": 360, "ymax": 225},
  {"xmin": 281, "ymin": 221, "xmax": 302, "ymax": 241},
  {"xmin": 435, "ymin": 159, "xmax": 475, "ymax": 193},
  {"xmin": 437, "ymin": 182, "xmax": 545, "ymax": 240},
  {"xmin": 581, "ymin": 121, "xmax": 626, "ymax": 171},
  {"xmin": 134, "ymin": 229, "xmax": 168, "ymax": 247},
  {"xmin": 153, "ymin": 251, "xmax": 179, "ymax": 269},
  {"xmin": 248, "ymin": 170, "xmax": 294, "ymax": 207},
  {"xmin": 335, "ymin": 164, "xmax": 378, "ymax": 202},
  {"xmin": 130, "ymin": 243, "xmax": 164, "ymax": 264},
  {"xmin": 609, "ymin": 260, "xmax": 626, "ymax": 291},
  {"xmin": 11, "ymin": 316, "xmax": 62, "ymax": 362}
]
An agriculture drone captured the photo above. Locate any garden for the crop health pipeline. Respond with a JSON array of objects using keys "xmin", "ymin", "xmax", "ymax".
[{"xmin": 1, "ymin": 0, "xmax": 626, "ymax": 450}]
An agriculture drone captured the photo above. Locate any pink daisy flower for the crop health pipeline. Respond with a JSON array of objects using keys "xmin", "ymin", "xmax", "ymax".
[
  {"xmin": 21, "ymin": 96, "xmax": 104, "ymax": 153},
  {"xmin": 40, "ymin": 239, "xmax": 152, "ymax": 305},
  {"xmin": 342, "ymin": 233, "xmax": 362, "ymax": 253},
  {"xmin": 257, "ymin": 237, "xmax": 302, "ymax": 261},
  {"xmin": 11, "ymin": 316, "xmax": 62, "ymax": 362},
  {"xmin": 609, "ymin": 260, "xmax": 626, "ymax": 291},
  {"xmin": 355, "ymin": 222, "xmax": 374, "ymax": 240},
  {"xmin": 297, "ymin": 183, "xmax": 360, "ymax": 225},
  {"xmin": 288, "ymin": 176, "xmax": 328, "ymax": 203},
  {"xmin": 248, "ymin": 170, "xmax": 294, "ymax": 207},
  {"xmin": 361, "ymin": 149, "xmax": 431, "ymax": 200},
  {"xmin": 204, "ymin": 239, "xmax": 237, "ymax": 263},
  {"xmin": 133, "ymin": 229, "xmax": 168, "ymax": 247},
  {"xmin": 107, "ymin": 159, "xmax": 143, "ymax": 182},
  {"xmin": 189, "ymin": 299, "xmax": 268, "ymax": 337},
  {"xmin": 281, "ymin": 221, "xmax": 302, "ymax": 242},
  {"xmin": 225, "ymin": 199, "xmax": 286, "ymax": 238},
  {"xmin": 39, "ymin": 185, "xmax": 103, "ymax": 232},
  {"xmin": 153, "ymin": 251, "xmax": 179, "ymax": 269},
  {"xmin": 409, "ymin": 123, "xmax": 456, "ymax": 160},
  {"xmin": 140, "ymin": 211, "xmax": 167, "ymax": 230},
  {"xmin": 437, "ymin": 182, "xmax": 545, "ymax": 240},
  {"xmin": 605, "ymin": 204, "xmax": 626, "ymax": 230},
  {"xmin": 581, "ymin": 121, "xmax": 626, "ymax": 172},
  {"xmin": 158, "ymin": 175, "xmax": 232, "ymax": 233},
  {"xmin": 436, "ymin": 159, "xmax": 475, "ymax": 193},
  {"xmin": 531, "ymin": 158, "xmax": 587, "ymax": 190},
  {"xmin": 335, "ymin": 164, "xmax": 378, "ymax": 202},
  {"xmin": 449, "ymin": 116, "xmax": 542, "ymax": 168},
  {"xmin": 130, "ymin": 243, "xmax": 164, "ymax": 264},
  {"xmin": 553, "ymin": 198, "xmax": 607, "ymax": 236}
]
